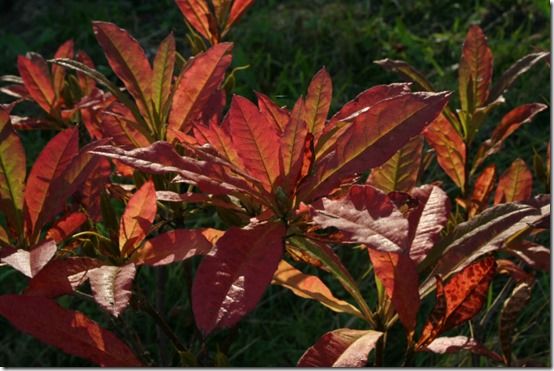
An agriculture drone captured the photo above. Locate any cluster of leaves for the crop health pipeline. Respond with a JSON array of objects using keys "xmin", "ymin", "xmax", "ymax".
[{"xmin": 0, "ymin": 0, "xmax": 549, "ymax": 367}]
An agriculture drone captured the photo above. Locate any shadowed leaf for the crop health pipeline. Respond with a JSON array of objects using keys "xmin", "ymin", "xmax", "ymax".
[
  {"xmin": 17, "ymin": 55, "xmax": 56, "ymax": 112},
  {"xmin": 26, "ymin": 257, "xmax": 101, "ymax": 297},
  {"xmin": 368, "ymin": 135, "xmax": 423, "ymax": 193},
  {"xmin": 46, "ymin": 212, "xmax": 87, "ymax": 243},
  {"xmin": 499, "ymin": 282, "xmax": 532, "ymax": 365},
  {"xmin": 494, "ymin": 159, "xmax": 532, "ymax": 204},
  {"xmin": 0, "ymin": 295, "xmax": 142, "ymax": 366}
]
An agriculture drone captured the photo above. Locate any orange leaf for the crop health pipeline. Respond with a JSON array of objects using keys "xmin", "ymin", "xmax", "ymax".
[
  {"xmin": 225, "ymin": 0, "xmax": 255, "ymax": 31},
  {"xmin": 494, "ymin": 159, "xmax": 532, "ymax": 204},
  {"xmin": 46, "ymin": 212, "xmax": 88, "ymax": 243},
  {"xmin": 272, "ymin": 260, "xmax": 362, "ymax": 318},
  {"xmin": 468, "ymin": 164, "xmax": 496, "ymax": 217},
  {"xmin": 227, "ymin": 95, "xmax": 280, "ymax": 190},
  {"xmin": 119, "ymin": 180, "xmax": 157, "ymax": 257},
  {"xmin": 368, "ymin": 249, "xmax": 420, "ymax": 331},
  {"xmin": 167, "ymin": 43, "xmax": 232, "ymax": 140},
  {"xmin": 175, "ymin": 0, "xmax": 214, "ymax": 42},
  {"xmin": 423, "ymin": 113, "xmax": 466, "ymax": 190}
]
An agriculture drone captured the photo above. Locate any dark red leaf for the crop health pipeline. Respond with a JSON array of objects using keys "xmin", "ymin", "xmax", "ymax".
[
  {"xmin": 0, "ymin": 295, "xmax": 142, "ymax": 366},
  {"xmin": 192, "ymin": 222, "xmax": 285, "ymax": 335}
]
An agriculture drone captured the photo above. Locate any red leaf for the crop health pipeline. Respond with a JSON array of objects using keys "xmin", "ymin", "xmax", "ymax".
[
  {"xmin": 192, "ymin": 222, "xmax": 285, "ymax": 335},
  {"xmin": 87, "ymin": 263, "xmax": 136, "ymax": 317},
  {"xmin": 313, "ymin": 185, "xmax": 408, "ymax": 252},
  {"xmin": 474, "ymin": 104, "xmax": 547, "ymax": 170},
  {"xmin": 119, "ymin": 180, "xmax": 157, "ymax": 257},
  {"xmin": 368, "ymin": 249, "xmax": 420, "ymax": 331},
  {"xmin": 1, "ymin": 240, "xmax": 57, "ymax": 278},
  {"xmin": 418, "ymin": 257, "xmax": 496, "ymax": 348},
  {"xmin": 458, "ymin": 25, "xmax": 493, "ymax": 110},
  {"xmin": 302, "ymin": 68, "xmax": 332, "ymax": 139},
  {"xmin": 79, "ymin": 158, "xmax": 111, "ymax": 221},
  {"xmin": 167, "ymin": 42, "xmax": 232, "ymax": 140},
  {"xmin": 26, "ymin": 257, "xmax": 101, "ymax": 297},
  {"xmin": 256, "ymin": 92, "xmax": 290, "ymax": 132},
  {"xmin": 226, "ymin": 0, "xmax": 255, "ymax": 31},
  {"xmin": 227, "ymin": 95, "xmax": 280, "ymax": 190},
  {"xmin": 494, "ymin": 159, "xmax": 532, "ymax": 204},
  {"xmin": 329, "ymin": 83, "xmax": 411, "ymax": 124},
  {"xmin": 175, "ymin": 0, "xmax": 213, "ymax": 42},
  {"xmin": 99, "ymin": 106, "xmax": 151, "ymax": 148},
  {"xmin": 92, "ymin": 21, "xmax": 153, "ymax": 120},
  {"xmin": 279, "ymin": 98, "xmax": 309, "ymax": 193},
  {"xmin": 0, "ymin": 295, "xmax": 141, "ymax": 366},
  {"xmin": 17, "ymin": 54, "xmax": 56, "ymax": 112},
  {"xmin": 424, "ymin": 336, "xmax": 503, "ymax": 363},
  {"xmin": 52, "ymin": 40, "xmax": 75, "ymax": 95},
  {"xmin": 24, "ymin": 128, "xmax": 79, "ymax": 237},
  {"xmin": 46, "ymin": 212, "xmax": 88, "ymax": 243},
  {"xmin": 423, "ymin": 113, "xmax": 466, "ymax": 190},
  {"xmin": 151, "ymin": 33, "xmax": 176, "ymax": 116},
  {"xmin": 0, "ymin": 107, "xmax": 26, "ymax": 234},
  {"xmin": 506, "ymin": 240, "xmax": 550, "ymax": 271},
  {"xmin": 496, "ymin": 259, "xmax": 534, "ymax": 284},
  {"xmin": 300, "ymin": 91, "xmax": 450, "ymax": 202},
  {"xmin": 408, "ymin": 185, "xmax": 450, "ymax": 264},
  {"xmin": 75, "ymin": 50, "xmax": 96, "ymax": 95},
  {"xmin": 468, "ymin": 164, "xmax": 496, "ymax": 217},
  {"xmin": 298, "ymin": 329, "xmax": 383, "ymax": 367},
  {"xmin": 499, "ymin": 282, "xmax": 532, "ymax": 365},
  {"xmin": 132, "ymin": 229, "xmax": 212, "ymax": 266},
  {"xmin": 367, "ymin": 135, "xmax": 423, "ymax": 193}
]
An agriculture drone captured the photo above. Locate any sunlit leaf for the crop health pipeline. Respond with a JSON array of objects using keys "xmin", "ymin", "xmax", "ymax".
[
  {"xmin": 297, "ymin": 328, "xmax": 382, "ymax": 367},
  {"xmin": 87, "ymin": 263, "xmax": 136, "ymax": 317},
  {"xmin": 494, "ymin": 159, "xmax": 532, "ymax": 204},
  {"xmin": 192, "ymin": 222, "xmax": 285, "ymax": 335}
]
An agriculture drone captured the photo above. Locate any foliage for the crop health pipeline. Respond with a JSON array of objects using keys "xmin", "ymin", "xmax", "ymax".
[{"xmin": 0, "ymin": 0, "xmax": 549, "ymax": 367}]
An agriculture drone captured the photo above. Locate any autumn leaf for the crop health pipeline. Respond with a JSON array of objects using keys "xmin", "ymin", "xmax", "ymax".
[
  {"xmin": 458, "ymin": 25, "xmax": 493, "ymax": 111},
  {"xmin": 192, "ymin": 222, "xmax": 285, "ymax": 335},
  {"xmin": 119, "ymin": 180, "xmax": 157, "ymax": 257},
  {"xmin": 87, "ymin": 263, "xmax": 136, "ymax": 317},
  {"xmin": 494, "ymin": 159, "xmax": 532, "ymax": 204},
  {"xmin": 423, "ymin": 113, "xmax": 466, "ymax": 190},
  {"xmin": 272, "ymin": 260, "xmax": 362, "ymax": 318},
  {"xmin": 297, "ymin": 329, "xmax": 383, "ymax": 367},
  {"xmin": 0, "ymin": 295, "xmax": 141, "ymax": 366}
]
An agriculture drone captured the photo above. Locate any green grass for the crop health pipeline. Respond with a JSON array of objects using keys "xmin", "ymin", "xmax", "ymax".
[{"xmin": 0, "ymin": 0, "xmax": 550, "ymax": 367}]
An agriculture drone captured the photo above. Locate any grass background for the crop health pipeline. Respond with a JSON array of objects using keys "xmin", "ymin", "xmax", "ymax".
[{"xmin": 0, "ymin": 0, "xmax": 550, "ymax": 366}]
